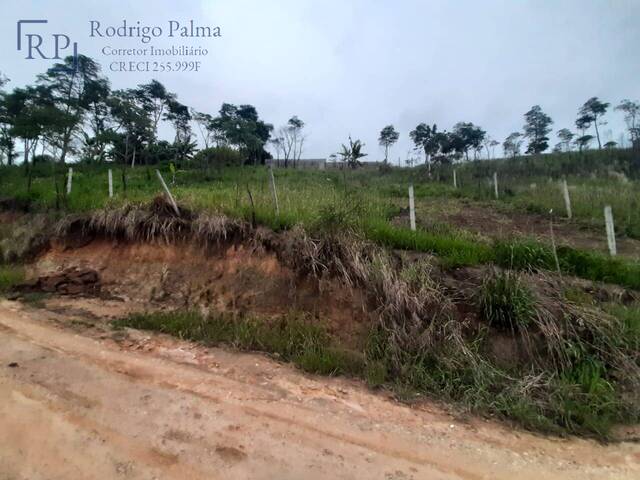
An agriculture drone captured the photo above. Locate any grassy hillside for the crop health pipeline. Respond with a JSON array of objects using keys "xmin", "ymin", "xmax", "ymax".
[
  {"xmin": 2, "ymin": 149, "xmax": 640, "ymax": 438},
  {"xmin": 1, "ymin": 150, "xmax": 640, "ymax": 288}
]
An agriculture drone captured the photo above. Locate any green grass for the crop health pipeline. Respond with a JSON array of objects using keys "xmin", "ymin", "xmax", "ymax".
[
  {"xmin": 367, "ymin": 323, "xmax": 637, "ymax": 438},
  {"xmin": 0, "ymin": 264, "xmax": 24, "ymax": 294},
  {"xmin": 114, "ymin": 310, "xmax": 365, "ymax": 376},
  {"xmin": 364, "ymin": 219, "xmax": 493, "ymax": 267},
  {"xmin": 115, "ymin": 306, "xmax": 639, "ymax": 438},
  {"xmin": 2, "ymin": 160, "xmax": 640, "ymax": 289},
  {"xmin": 492, "ymin": 239, "xmax": 640, "ymax": 289},
  {"xmin": 605, "ymin": 302, "xmax": 640, "ymax": 351}
]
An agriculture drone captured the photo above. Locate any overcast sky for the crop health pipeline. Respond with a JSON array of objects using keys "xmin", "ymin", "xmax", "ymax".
[{"xmin": 1, "ymin": 0, "xmax": 639, "ymax": 161}]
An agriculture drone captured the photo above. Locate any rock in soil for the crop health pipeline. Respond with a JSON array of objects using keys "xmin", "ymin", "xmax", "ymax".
[{"xmin": 16, "ymin": 267, "xmax": 101, "ymax": 296}]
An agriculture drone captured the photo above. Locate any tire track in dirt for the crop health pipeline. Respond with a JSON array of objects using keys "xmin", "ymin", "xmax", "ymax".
[
  {"xmin": 0, "ymin": 304, "xmax": 478, "ymax": 480},
  {"xmin": 1, "ymin": 300, "xmax": 638, "ymax": 479},
  {"xmin": 0, "ymin": 379, "xmax": 210, "ymax": 480}
]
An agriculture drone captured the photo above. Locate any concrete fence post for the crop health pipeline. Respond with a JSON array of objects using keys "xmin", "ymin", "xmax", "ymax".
[
  {"xmin": 66, "ymin": 167, "xmax": 73, "ymax": 195},
  {"xmin": 604, "ymin": 206, "xmax": 617, "ymax": 256},
  {"xmin": 561, "ymin": 179, "xmax": 572, "ymax": 219},
  {"xmin": 155, "ymin": 170, "xmax": 180, "ymax": 216},
  {"xmin": 268, "ymin": 165, "xmax": 280, "ymax": 217},
  {"xmin": 409, "ymin": 185, "xmax": 416, "ymax": 231}
]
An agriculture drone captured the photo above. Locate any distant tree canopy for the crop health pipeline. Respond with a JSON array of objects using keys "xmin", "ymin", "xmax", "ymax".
[
  {"xmin": 272, "ymin": 116, "xmax": 305, "ymax": 168},
  {"xmin": 409, "ymin": 123, "xmax": 438, "ymax": 171},
  {"xmin": 523, "ymin": 105, "xmax": 553, "ymax": 154},
  {"xmin": 378, "ymin": 125, "xmax": 399, "ymax": 164},
  {"xmin": 0, "ymin": 56, "xmax": 276, "ymax": 167},
  {"xmin": 503, "ymin": 132, "xmax": 523, "ymax": 158},
  {"xmin": 209, "ymin": 103, "xmax": 273, "ymax": 165},
  {"xmin": 452, "ymin": 122, "xmax": 486, "ymax": 161},
  {"xmin": 0, "ymin": 56, "xmax": 635, "ymax": 168},
  {"xmin": 578, "ymin": 97, "xmax": 609, "ymax": 149},
  {"xmin": 408, "ymin": 121, "xmax": 487, "ymax": 172},
  {"xmin": 615, "ymin": 99, "xmax": 639, "ymax": 148},
  {"xmin": 556, "ymin": 128, "xmax": 574, "ymax": 152}
]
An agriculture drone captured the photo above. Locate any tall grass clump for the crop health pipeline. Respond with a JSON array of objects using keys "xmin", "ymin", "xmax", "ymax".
[
  {"xmin": 0, "ymin": 264, "xmax": 25, "ymax": 294},
  {"xmin": 478, "ymin": 269, "xmax": 534, "ymax": 331}
]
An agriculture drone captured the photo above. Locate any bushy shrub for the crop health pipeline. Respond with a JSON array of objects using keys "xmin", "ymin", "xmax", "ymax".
[{"xmin": 192, "ymin": 146, "xmax": 244, "ymax": 169}]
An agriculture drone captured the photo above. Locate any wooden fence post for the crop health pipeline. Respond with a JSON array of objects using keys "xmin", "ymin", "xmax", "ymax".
[
  {"xmin": 453, "ymin": 169, "xmax": 458, "ymax": 189},
  {"xmin": 108, "ymin": 169, "xmax": 113, "ymax": 198},
  {"xmin": 493, "ymin": 172, "xmax": 499, "ymax": 199}
]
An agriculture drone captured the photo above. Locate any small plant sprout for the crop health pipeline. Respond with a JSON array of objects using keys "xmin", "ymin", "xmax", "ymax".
[{"xmin": 169, "ymin": 162, "xmax": 176, "ymax": 185}]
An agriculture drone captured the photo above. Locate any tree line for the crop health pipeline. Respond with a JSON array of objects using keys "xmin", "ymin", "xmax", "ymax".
[
  {"xmin": 378, "ymin": 98, "xmax": 639, "ymax": 170},
  {"xmin": 1, "ymin": 54, "xmax": 638, "ymax": 170},
  {"xmin": 0, "ymin": 55, "xmax": 306, "ymax": 169}
]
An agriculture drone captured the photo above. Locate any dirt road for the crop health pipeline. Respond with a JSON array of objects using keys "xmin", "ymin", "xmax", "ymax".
[{"xmin": 1, "ymin": 300, "xmax": 639, "ymax": 479}]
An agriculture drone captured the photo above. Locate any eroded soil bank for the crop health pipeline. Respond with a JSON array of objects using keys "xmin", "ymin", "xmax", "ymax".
[{"xmin": 31, "ymin": 237, "xmax": 373, "ymax": 347}]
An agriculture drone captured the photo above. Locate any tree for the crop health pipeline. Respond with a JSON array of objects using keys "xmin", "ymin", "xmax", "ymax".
[
  {"xmin": 37, "ymin": 55, "xmax": 103, "ymax": 163},
  {"xmin": 575, "ymin": 134, "xmax": 594, "ymax": 151},
  {"xmin": 278, "ymin": 116, "xmax": 305, "ymax": 167},
  {"xmin": 409, "ymin": 123, "xmax": 438, "ymax": 174},
  {"xmin": 575, "ymin": 115, "xmax": 593, "ymax": 152},
  {"xmin": 269, "ymin": 136, "xmax": 285, "ymax": 166},
  {"xmin": 191, "ymin": 110, "xmax": 214, "ymax": 149},
  {"xmin": 0, "ymin": 72, "xmax": 15, "ymax": 165},
  {"xmin": 108, "ymin": 89, "xmax": 153, "ymax": 164},
  {"xmin": 434, "ymin": 131, "xmax": 463, "ymax": 163},
  {"xmin": 615, "ymin": 99, "xmax": 640, "ymax": 148},
  {"xmin": 135, "ymin": 79, "xmax": 175, "ymax": 142},
  {"xmin": 523, "ymin": 105, "xmax": 553, "ymax": 154},
  {"xmin": 80, "ymin": 77, "xmax": 112, "ymax": 162},
  {"xmin": 604, "ymin": 140, "xmax": 617, "ymax": 149},
  {"xmin": 164, "ymin": 99, "xmax": 194, "ymax": 163},
  {"xmin": 338, "ymin": 136, "xmax": 367, "ymax": 168},
  {"xmin": 210, "ymin": 103, "xmax": 273, "ymax": 165},
  {"xmin": 165, "ymin": 100, "xmax": 191, "ymax": 142},
  {"xmin": 4, "ymin": 85, "xmax": 66, "ymax": 167},
  {"xmin": 483, "ymin": 136, "xmax": 499, "ymax": 160},
  {"xmin": 556, "ymin": 128, "xmax": 574, "ymax": 152},
  {"xmin": 452, "ymin": 122, "xmax": 486, "ymax": 161},
  {"xmin": 503, "ymin": 132, "xmax": 523, "ymax": 158},
  {"xmin": 378, "ymin": 125, "xmax": 399, "ymax": 164},
  {"xmin": 578, "ymin": 97, "xmax": 609, "ymax": 149}
]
